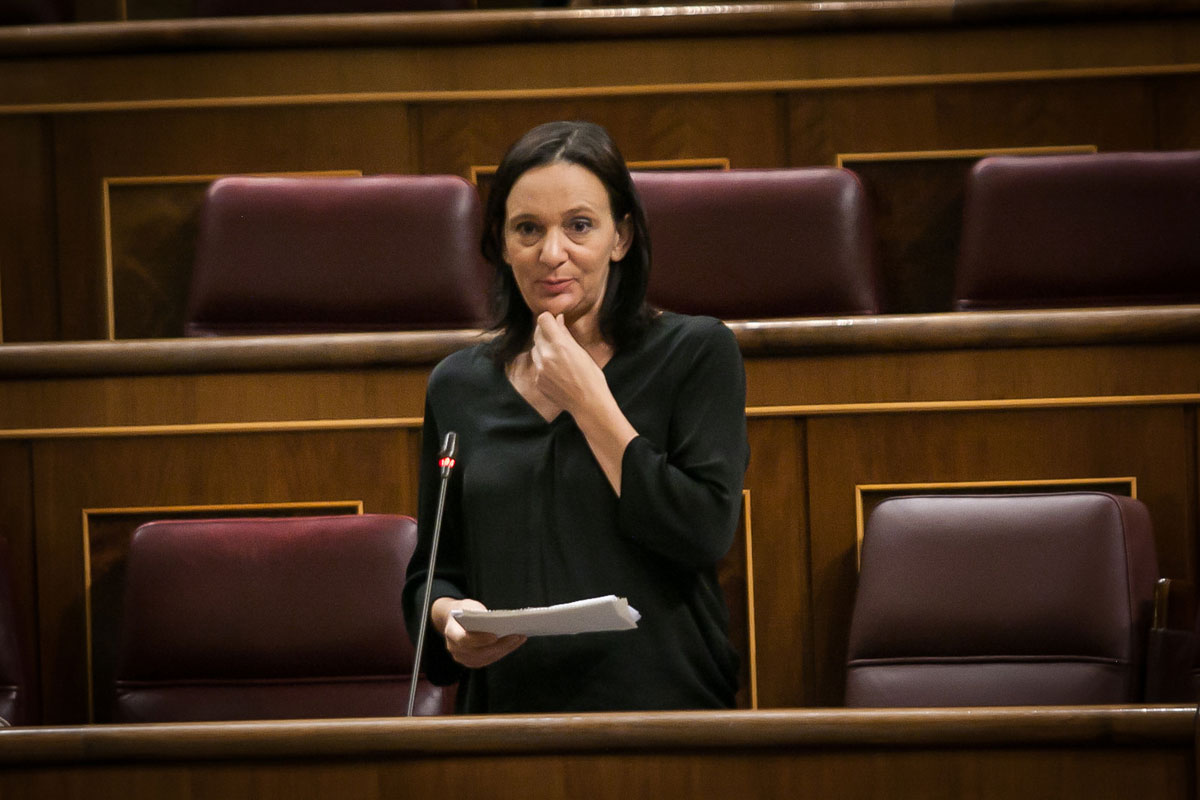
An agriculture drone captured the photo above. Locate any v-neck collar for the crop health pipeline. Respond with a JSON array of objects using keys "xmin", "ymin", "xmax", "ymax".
[{"xmin": 498, "ymin": 348, "xmax": 621, "ymax": 426}]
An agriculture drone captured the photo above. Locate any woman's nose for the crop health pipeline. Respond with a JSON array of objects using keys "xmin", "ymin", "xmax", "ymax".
[{"xmin": 539, "ymin": 227, "xmax": 567, "ymax": 265}]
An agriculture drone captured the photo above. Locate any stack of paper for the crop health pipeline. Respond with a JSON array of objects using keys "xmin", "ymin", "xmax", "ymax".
[{"xmin": 451, "ymin": 594, "xmax": 641, "ymax": 637}]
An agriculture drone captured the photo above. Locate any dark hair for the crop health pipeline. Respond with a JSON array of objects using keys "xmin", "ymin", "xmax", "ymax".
[{"xmin": 481, "ymin": 120, "xmax": 655, "ymax": 364}]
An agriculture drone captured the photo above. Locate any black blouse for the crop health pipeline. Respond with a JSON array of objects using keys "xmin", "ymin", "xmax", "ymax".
[{"xmin": 402, "ymin": 312, "xmax": 749, "ymax": 713}]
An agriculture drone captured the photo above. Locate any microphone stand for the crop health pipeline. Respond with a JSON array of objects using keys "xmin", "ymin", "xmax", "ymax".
[{"xmin": 407, "ymin": 431, "xmax": 458, "ymax": 717}]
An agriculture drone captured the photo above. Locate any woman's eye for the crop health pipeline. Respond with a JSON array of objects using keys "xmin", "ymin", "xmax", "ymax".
[
  {"xmin": 513, "ymin": 221, "xmax": 540, "ymax": 238},
  {"xmin": 568, "ymin": 218, "xmax": 594, "ymax": 236}
]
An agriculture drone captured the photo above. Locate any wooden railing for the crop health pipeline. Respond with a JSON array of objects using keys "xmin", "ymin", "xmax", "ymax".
[{"xmin": 0, "ymin": 706, "xmax": 1195, "ymax": 799}]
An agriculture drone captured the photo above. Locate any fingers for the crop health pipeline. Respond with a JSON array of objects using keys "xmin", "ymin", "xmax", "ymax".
[
  {"xmin": 453, "ymin": 633, "xmax": 527, "ymax": 669},
  {"xmin": 530, "ymin": 312, "xmax": 594, "ymax": 405},
  {"xmin": 530, "ymin": 313, "xmax": 553, "ymax": 358},
  {"xmin": 530, "ymin": 337, "xmax": 544, "ymax": 372},
  {"xmin": 436, "ymin": 599, "xmax": 528, "ymax": 669},
  {"xmin": 534, "ymin": 312, "xmax": 572, "ymax": 349},
  {"xmin": 444, "ymin": 618, "xmax": 527, "ymax": 668},
  {"xmin": 530, "ymin": 314, "xmax": 552, "ymax": 373}
]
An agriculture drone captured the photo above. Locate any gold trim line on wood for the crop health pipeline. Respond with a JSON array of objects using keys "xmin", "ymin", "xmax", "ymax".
[
  {"xmin": 746, "ymin": 393, "xmax": 1200, "ymax": 418},
  {"xmin": 80, "ymin": 508, "xmax": 95, "ymax": 722},
  {"xmin": 101, "ymin": 170, "xmax": 362, "ymax": 342},
  {"xmin": 81, "ymin": 500, "xmax": 367, "ymax": 516},
  {"xmin": 855, "ymin": 476, "xmax": 1138, "ymax": 497},
  {"xmin": 853, "ymin": 476, "xmax": 1138, "ymax": 568},
  {"xmin": 0, "ymin": 417, "xmax": 425, "ymax": 440},
  {"xmin": 469, "ymin": 157, "xmax": 730, "ymax": 184},
  {"xmin": 104, "ymin": 170, "xmax": 362, "ymax": 188},
  {"xmin": 835, "ymin": 144, "xmax": 1097, "ymax": 167},
  {"xmin": 741, "ymin": 488, "xmax": 758, "ymax": 711},
  {"xmin": 82, "ymin": 500, "xmax": 365, "ymax": 722},
  {"xmin": 5, "ymin": 393, "xmax": 1199, "ymax": 439},
  {"xmin": 101, "ymin": 179, "xmax": 116, "ymax": 340},
  {"xmin": 4, "ymin": 63, "xmax": 1199, "ymax": 116}
]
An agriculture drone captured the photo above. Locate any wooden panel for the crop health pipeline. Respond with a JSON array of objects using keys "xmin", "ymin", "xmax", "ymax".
[
  {"xmin": 0, "ymin": 116, "xmax": 59, "ymax": 343},
  {"xmin": 105, "ymin": 177, "xmax": 209, "ymax": 339},
  {"xmin": 743, "ymin": 417, "xmax": 810, "ymax": 708},
  {"xmin": 0, "ymin": 368, "xmax": 432, "ymax": 430},
  {"xmin": 4, "ymin": 14, "xmax": 1200, "ymax": 108},
  {"xmin": 52, "ymin": 104, "xmax": 414, "ymax": 340},
  {"xmin": 842, "ymin": 150, "xmax": 969, "ymax": 313},
  {"xmin": 0, "ymin": 443, "xmax": 35, "ymax": 622},
  {"xmin": 125, "ymin": 0, "xmax": 191, "ymax": 20},
  {"xmin": 0, "ymin": 747, "xmax": 1190, "ymax": 800},
  {"xmin": 71, "ymin": 0, "xmax": 121, "ymax": 23},
  {"xmin": 715, "ymin": 493, "xmax": 754, "ymax": 709},
  {"xmin": 0, "ymin": 440, "xmax": 39, "ymax": 723},
  {"xmin": 806, "ymin": 405, "xmax": 1196, "ymax": 705},
  {"xmin": 1155, "ymin": 74, "xmax": 1200, "ymax": 150},
  {"xmin": 31, "ymin": 428, "xmax": 420, "ymax": 723},
  {"xmin": 744, "ymin": 343, "xmax": 1200, "ymax": 407},
  {"xmin": 417, "ymin": 94, "xmax": 786, "ymax": 179},
  {"xmin": 790, "ymin": 78, "xmax": 1158, "ymax": 167},
  {"xmin": 0, "ymin": 12, "xmax": 1194, "ymax": 342}
]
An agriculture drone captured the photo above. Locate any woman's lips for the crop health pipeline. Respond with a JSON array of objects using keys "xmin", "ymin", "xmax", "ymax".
[{"xmin": 540, "ymin": 278, "xmax": 575, "ymax": 295}]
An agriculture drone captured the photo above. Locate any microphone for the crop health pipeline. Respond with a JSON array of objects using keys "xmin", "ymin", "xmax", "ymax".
[
  {"xmin": 437, "ymin": 432, "xmax": 458, "ymax": 478},
  {"xmin": 407, "ymin": 431, "xmax": 458, "ymax": 717}
]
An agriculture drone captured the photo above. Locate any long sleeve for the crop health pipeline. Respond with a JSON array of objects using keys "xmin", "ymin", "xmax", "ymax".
[
  {"xmin": 615, "ymin": 319, "xmax": 749, "ymax": 568},
  {"xmin": 401, "ymin": 321, "xmax": 743, "ymax": 713},
  {"xmin": 402, "ymin": 393, "xmax": 468, "ymax": 686}
]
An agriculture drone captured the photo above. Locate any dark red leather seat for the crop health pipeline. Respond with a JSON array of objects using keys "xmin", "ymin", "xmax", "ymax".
[
  {"xmin": 0, "ymin": 538, "xmax": 32, "ymax": 726},
  {"xmin": 846, "ymin": 492, "xmax": 1159, "ymax": 707},
  {"xmin": 954, "ymin": 151, "xmax": 1200, "ymax": 310},
  {"xmin": 112, "ymin": 514, "xmax": 450, "ymax": 722},
  {"xmin": 185, "ymin": 175, "xmax": 489, "ymax": 335},
  {"xmin": 633, "ymin": 168, "xmax": 881, "ymax": 319}
]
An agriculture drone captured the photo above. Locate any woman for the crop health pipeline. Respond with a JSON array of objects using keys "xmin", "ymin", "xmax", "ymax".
[{"xmin": 402, "ymin": 120, "xmax": 749, "ymax": 713}]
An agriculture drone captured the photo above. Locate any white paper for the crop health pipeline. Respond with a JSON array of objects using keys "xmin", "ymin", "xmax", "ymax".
[{"xmin": 451, "ymin": 594, "xmax": 641, "ymax": 637}]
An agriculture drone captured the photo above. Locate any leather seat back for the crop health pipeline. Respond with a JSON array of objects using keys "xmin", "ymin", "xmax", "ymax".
[
  {"xmin": 186, "ymin": 175, "xmax": 490, "ymax": 335},
  {"xmin": 847, "ymin": 492, "xmax": 1159, "ymax": 706},
  {"xmin": 113, "ymin": 514, "xmax": 450, "ymax": 721},
  {"xmin": 634, "ymin": 168, "xmax": 881, "ymax": 319}
]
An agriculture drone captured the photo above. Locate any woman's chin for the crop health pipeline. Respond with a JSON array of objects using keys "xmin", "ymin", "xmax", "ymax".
[{"xmin": 533, "ymin": 298, "xmax": 579, "ymax": 320}]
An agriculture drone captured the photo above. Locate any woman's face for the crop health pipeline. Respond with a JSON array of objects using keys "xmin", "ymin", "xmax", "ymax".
[{"xmin": 502, "ymin": 161, "xmax": 631, "ymax": 328}]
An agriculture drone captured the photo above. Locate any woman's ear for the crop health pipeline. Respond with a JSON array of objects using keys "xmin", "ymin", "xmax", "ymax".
[{"xmin": 611, "ymin": 214, "xmax": 633, "ymax": 262}]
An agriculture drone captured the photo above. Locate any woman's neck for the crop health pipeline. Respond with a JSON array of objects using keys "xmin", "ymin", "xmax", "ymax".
[{"xmin": 562, "ymin": 312, "xmax": 611, "ymax": 366}]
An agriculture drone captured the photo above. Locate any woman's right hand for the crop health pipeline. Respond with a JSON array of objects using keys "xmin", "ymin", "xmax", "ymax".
[{"xmin": 431, "ymin": 597, "xmax": 527, "ymax": 669}]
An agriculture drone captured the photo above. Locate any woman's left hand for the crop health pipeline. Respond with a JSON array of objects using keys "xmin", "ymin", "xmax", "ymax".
[
  {"xmin": 530, "ymin": 312, "xmax": 609, "ymax": 416},
  {"xmin": 529, "ymin": 311, "xmax": 638, "ymax": 495}
]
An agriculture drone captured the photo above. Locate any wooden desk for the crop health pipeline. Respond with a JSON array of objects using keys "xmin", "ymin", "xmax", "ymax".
[
  {"xmin": 2, "ymin": 1, "xmax": 1199, "ymax": 341},
  {"xmin": 0, "ymin": 706, "xmax": 1195, "ymax": 799},
  {"xmin": 3, "ymin": 307, "xmax": 1200, "ymax": 722}
]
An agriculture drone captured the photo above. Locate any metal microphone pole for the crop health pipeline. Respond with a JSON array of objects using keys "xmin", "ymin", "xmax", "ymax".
[{"xmin": 406, "ymin": 431, "xmax": 458, "ymax": 718}]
